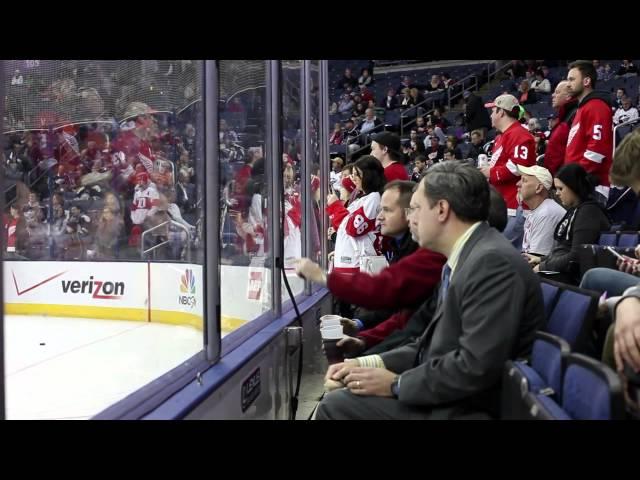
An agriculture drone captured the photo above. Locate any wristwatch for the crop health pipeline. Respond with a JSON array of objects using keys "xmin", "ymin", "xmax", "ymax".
[{"xmin": 390, "ymin": 375, "xmax": 400, "ymax": 398}]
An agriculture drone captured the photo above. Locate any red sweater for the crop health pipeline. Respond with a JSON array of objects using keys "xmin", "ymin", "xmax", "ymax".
[
  {"xmin": 489, "ymin": 122, "xmax": 536, "ymax": 212},
  {"xmin": 326, "ymin": 247, "xmax": 445, "ymax": 311},
  {"xmin": 565, "ymin": 92, "xmax": 613, "ymax": 186},
  {"xmin": 545, "ymin": 101, "xmax": 578, "ymax": 176},
  {"xmin": 358, "ymin": 309, "xmax": 413, "ymax": 347},
  {"xmin": 384, "ymin": 162, "xmax": 409, "ymax": 182}
]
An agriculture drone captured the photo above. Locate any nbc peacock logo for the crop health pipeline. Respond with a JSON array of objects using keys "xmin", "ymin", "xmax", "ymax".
[
  {"xmin": 178, "ymin": 269, "xmax": 197, "ymax": 308},
  {"xmin": 180, "ymin": 269, "xmax": 196, "ymax": 294}
]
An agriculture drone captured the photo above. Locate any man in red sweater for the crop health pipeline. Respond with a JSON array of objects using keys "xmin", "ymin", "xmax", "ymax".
[
  {"xmin": 565, "ymin": 59, "xmax": 614, "ymax": 201},
  {"xmin": 369, "ymin": 132, "xmax": 409, "ymax": 182},
  {"xmin": 295, "ymin": 180, "xmax": 445, "ymax": 344},
  {"xmin": 544, "ymin": 80, "xmax": 578, "ymax": 176}
]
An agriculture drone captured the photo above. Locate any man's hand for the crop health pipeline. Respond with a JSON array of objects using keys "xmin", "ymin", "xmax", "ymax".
[
  {"xmin": 533, "ymin": 264, "xmax": 540, "ymax": 273},
  {"xmin": 325, "ymin": 359, "xmax": 359, "ymax": 388},
  {"xmin": 614, "ymin": 297, "xmax": 640, "ymax": 372},
  {"xmin": 479, "ymin": 166, "xmax": 491, "ymax": 178},
  {"xmin": 327, "ymin": 193, "xmax": 339, "ymax": 205},
  {"xmin": 337, "ymin": 335, "xmax": 366, "ymax": 357},
  {"xmin": 523, "ymin": 253, "xmax": 541, "ymax": 266},
  {"xmin": 617, "ymin": 256, "xmax": 639, "ymax": 275},
  {"xmin": 340, "ymin": 319, "xmax": 359, "ymax": 336},
  {"xmin": 343, "ymin": 367, "xmax": 397, "ymax": 397},
  {"xmin": 294, "ymin": 258, "xmax": 326, "ymax": 285}
]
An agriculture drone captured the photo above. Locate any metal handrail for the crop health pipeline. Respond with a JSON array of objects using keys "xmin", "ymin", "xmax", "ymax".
[
  {"xmin": 487, "ymin": 60, "xmax": 514, "ymax": 84},
  {"xmin": 345, "ymin": 122, "xmax": 385, "ymax": 162},
  {"xmin": 140, "ymin": 219, "xmax": 191, "ymax": 261},
  {"xmin": 447, "ymin": 73, "xmax": 479, "ymax": 109},
  {"xmin": 400, "ymin": 94, "xmax": 441, "ymax": 136},
  {"xmin": 613, "ymin": 117, "xmax": 640, "ymax": 154}
]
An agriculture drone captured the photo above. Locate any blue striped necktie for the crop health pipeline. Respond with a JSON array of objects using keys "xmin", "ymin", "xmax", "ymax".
[{"xmin": 439, "ymin": 264, "xmax": 451, "ymax": 303}]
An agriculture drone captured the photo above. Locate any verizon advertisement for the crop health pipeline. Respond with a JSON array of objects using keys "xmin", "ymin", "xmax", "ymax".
[{"xmin": 5, "ymin": 261, "xmax": 146, "ymax": 308}]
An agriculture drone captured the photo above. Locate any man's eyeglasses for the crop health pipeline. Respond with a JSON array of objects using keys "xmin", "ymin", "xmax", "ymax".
[{"xmin": 404, "ymin": 206, "xmax": 419, "ymax": 216}]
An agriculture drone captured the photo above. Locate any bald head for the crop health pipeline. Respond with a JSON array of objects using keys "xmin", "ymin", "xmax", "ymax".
[{"xmin": 552, "ymin": 80, "xmax": 572, "ymax": 109}]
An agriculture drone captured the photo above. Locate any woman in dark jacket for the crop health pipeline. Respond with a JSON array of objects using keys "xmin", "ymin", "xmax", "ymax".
[{"xmin": 534, "ymin": 164, "xmax": 611, "ymax": 282}]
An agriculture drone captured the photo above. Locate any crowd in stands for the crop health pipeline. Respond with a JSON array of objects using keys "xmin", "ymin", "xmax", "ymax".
[{"xmin": 296, "ymin": 59, "xmax": 640, "ymax": 420}]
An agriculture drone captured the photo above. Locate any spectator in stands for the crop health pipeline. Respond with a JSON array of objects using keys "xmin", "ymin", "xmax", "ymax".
[
  {"xmin": 535, "ymin": 163, "xmax": 610, "ymax": 282},
  {"xmin": 400, "ymin": 88, "xmax": 412, "ymax": 109},
  {"xmin": 527, "ymin": 117, "xmax": 542, "ymax": 134},
  {"xmin": 428, "ymin": 106, "xmax": 450, "ymax": 129},
  {"xmin": 360, "ymin": 85, "xmax": 374, "ymax": 104},
  {"xmin": 358, "ymin": 68, "xmax": 373, "ymax": 88},
  {"xmin": 613, "ymin": 88, "xmax": 626, "ymax": 110},
  {"xmin": 415, "ymin": 116, "xmax": 427, "ymax": 134},
  {"xmin": 352, "ymin": 102, "xmax": 367, "ymax": 120},
  {"xmin": 397, "ymin": 75, "xmax": 413, "ymax": 94},
  {"xmin": 338, "ymin": 93, "xmax": 354, "ymax": 114},
  {"xmin": 343, "ymin": 118, "xmax": 360, "ymax": 145},
  {"xmin": 227, "ymin": 97, "xmax": 244, "ymax": 113},
  {"xmin": 481, "ymin": 94, "xmax": 536, "ymax": 249},
  {"xmin": 617, "ymin": 59, "xmax": 638, "ymax": 77},
  {"xmin": 129, "ymin": 171, "xmax": 159, "ymax": 246},
  {"xmin": 23, "ymin": 192, "xmax": 45, "ymax": 223},
  {"xmin": 176, "ymin": 170, "xmax": 196, "ymax": 214},
  {"xmin": 424, "ymin": 135, "xmax": 445, "ymax": 164},
  {"xmin": 330, "ymin": 157, "xmax": 344, "ymax": 193},
  {"xmin": 424, "ymin": 74, "xmax": 444, "ymax": 93},
  {"xmin": 11, "ymin": 69, "xmax": 23, "ymax": 86},
  {"xmin": 358, "ymin": 108, "xmax": 383, "ymax": 137},
  {"xmin": 379, "ymin": 88, "xmax": 398, "ymax": 110},
  {"xmin": 219, "ymin": 119, "xmax": 238, "ymax": 144},
  {"xmin": 517, "ymin": 165, "xmax": 566, "ymax": 260},
  {"xmin": 340, "ymin": 68, "xmax": 358, "ymax": 90},
  {"xmin": 443, "ymin": 149, "xmax": 456, "ymax": 162},
  {"xmin": 315, "ymin": 162, "xmax": 544, "ymax": 420},
  {"xmin": 565, "ymin": 60, "xmax": 614, "ymax": 198},
  {"xmin": 21, "ymin": 207, "xmax": 48, "ymax": 260},
  {"xmin": 442, "ymin": 72, "xmax": 454, "ymax": 89},
  {"xmin": 296, "ymin": 181, "xmax": 446, "ymax": 354},
  {"xmin": 411, "ymin": 155, "xmax": 427, "ymax": 182},
  {"xmin": 445, "ymin": 135, "xmax": 463, "ymax": 160},
  {"xmin": 325, "ymin": 155, "xmax": 385, "ymax": 273},
  {"xmin": 613, "ymin": 96, "xmax": 639, "ymax": 125},
  {"xmin": 4, "ymin": 204, "xmax": 23, "ymax": 256},
  {"xmin": 467, "ymin": 129, "xmax": 487, "ymax": 164},
  {"xmin": 581, "ymin": 130, "xmax": 640, "ymax": 375},
  {"xmin": 408, "ymin": 87, "xmax": 424, "ymax": 109},
  {"xmin": 463, "ymin": 91, "xmax": 491, "ymax": 136},
  {"xmin": 409, "ymin": 129, "xmax": 425, "ymax": 154},
  {"xmin": 370, "ymin": 132, "xmax": 409, "ymax": 182},
  {"xmin": 95, "ymin": 207, "xmax": 124, "ymax": 259},
  {"xmin": 602, "ymin": 63, "xmax": 614, "ymax": 82},
  {"xmin": 530, "ymin": 68, "xmax": 551, "ymax": 94},
  {"xmin": 518, "ymin": 80, "xmax": 537, "ymax": 105},
  {"xmin": 593, "ymin": 59, "xmax": 606, "ymax": 81},
  {"xmin": 329, "ymin": 122, "xmax": 344, "ymax": 145},
  {"xmin": 545, "ymin": 80, "xmax": 578, "ymax": 176}
]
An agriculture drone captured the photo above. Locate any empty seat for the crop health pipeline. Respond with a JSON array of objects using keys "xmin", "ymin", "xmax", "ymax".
[
  {"xmin": 543, "ymin": 285, "xmax": 598, "ymax": 353},
  {"xmin": 501, "ymin": 331, "xmax": 570, "ymax": 419}
]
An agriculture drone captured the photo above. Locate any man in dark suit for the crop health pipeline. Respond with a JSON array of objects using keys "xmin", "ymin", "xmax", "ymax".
[
  {"xmin": 315, "ymin": 162, "xmax": 544, "ymax": 420},
  {"xmin": 176, "ymin": 170, "xmax": 196, "ymax": 214}
]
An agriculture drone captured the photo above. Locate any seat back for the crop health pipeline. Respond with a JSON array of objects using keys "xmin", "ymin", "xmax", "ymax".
[
  {"xmin": 562, "ymin": 353, "xmax": 625, "ymax": 420},
  {"xmin": 540, "ymin": 279, "xmax": 560, "ymax": 320},
  {"xmin": 531, "ymin": 331, "xmax": 571, "ymax": 400},
  {"xmin": 544, "ymin": 285, "xmax": 598, "ymax": 352}
]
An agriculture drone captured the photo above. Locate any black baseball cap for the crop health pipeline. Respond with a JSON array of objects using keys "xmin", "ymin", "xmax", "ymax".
[{"xmin": 371, "ymin": 131, "xmax": 402, "ymax": 157}]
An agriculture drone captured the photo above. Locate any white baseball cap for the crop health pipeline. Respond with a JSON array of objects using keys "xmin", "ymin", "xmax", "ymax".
[{"xmin": 517, "ymin": 165, "xmax": 553, "ymax": 190}]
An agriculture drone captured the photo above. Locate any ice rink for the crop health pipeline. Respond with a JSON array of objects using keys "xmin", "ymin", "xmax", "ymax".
[{"xmin": 4, "ymin": 315, "xmax": 204, "ymax": 420}]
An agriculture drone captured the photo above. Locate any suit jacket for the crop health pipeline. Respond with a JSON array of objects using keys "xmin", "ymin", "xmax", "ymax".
[{"xmin": 379, "ymin": 222, "xmax": 544, "ymax": 418}]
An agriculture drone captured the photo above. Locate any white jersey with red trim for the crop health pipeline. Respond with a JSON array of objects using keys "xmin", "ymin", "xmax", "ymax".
[
  {"xmin": 131, "ymin": 183, "xmax": 160, "ymax": 225},
  {"xmin": 330, "ymin": 191, "xmax": 381, "ymax": 271}
]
